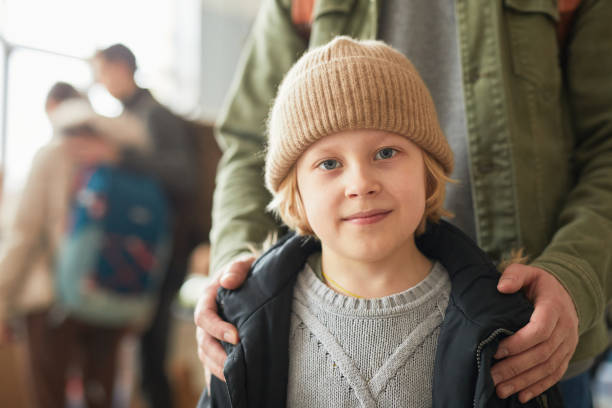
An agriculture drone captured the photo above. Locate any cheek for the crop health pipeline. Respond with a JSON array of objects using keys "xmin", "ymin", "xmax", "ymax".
[
  {"xmin": 297, "ymin": 174, "xmax": 337, "ymax": 235},
  {"xmin": 298, "ymin": 180, "xmax": 323, "ymax": 227},
  {"xmin": 391, "ymin": 177, "xmax": 427, "ymax": 220}
]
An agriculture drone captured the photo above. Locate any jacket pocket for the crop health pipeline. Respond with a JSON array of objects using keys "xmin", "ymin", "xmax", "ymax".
[
  {"xmin": 505, "ymin": 0, "xmax": 559, "ymax": 19},
  {"xmin": 503, "ymin": 0, "xmax": 561, "ymax": 92},
  {"xmin": 309, "ymin": 0, "xmax": 358, "ymax": 47},
  {"xmin": 312, "ymin": 0, "xmax": 356, "ymax": 19}
]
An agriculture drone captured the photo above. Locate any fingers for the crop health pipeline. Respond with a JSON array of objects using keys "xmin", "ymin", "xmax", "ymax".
[
  {"xmin": 490, "ymin": 265, "xmax": 579, "ymax": 401},
  {"xmin": 196, "ymin": 326, "xmax": 227, "ymax": 369},
  {"xmin": 492, "ymin": 323, "xmax": 568, "ymax": 396},
  {"xmin": 516, "ymin": 359, "xmax": 569, "ymax": 404},
  {"xmin": 492, "ymin": 319, "xmax": 564, "ymax": 382},
  {"xmin": 494, "ymin": 344, "xmax": 571, "ymax": 402},
  {"xmin": 497, "ymin": 263, "xmax": 536, "ymax": 294},
  {"xmin": 494, "ymin": 301, "xmax": 558, "ymax": 359},
  {"xmin": 194, "ymin": 282, "xmax": 239, "ymax": 344},
  {"xmin": 204, "ymin": 365, "xmax": 212, "ymax": 390},
  {"xmin": 192, "ymin": 256, "xmax": 255, "ymax": 384},
  {"xmin": 219, "ymin": 256, "xmax": 256, "ymax": 289},
  {"xmin": 193, "ymin": 258, "xmax": 248, "ymax": 385},
  {"xmin": 193, "ymin": 276, "xmax": 220, "ymax": 329},
  {"xmin": 197, "ymin": 327, "xmax": 227, "ymax": 381}
]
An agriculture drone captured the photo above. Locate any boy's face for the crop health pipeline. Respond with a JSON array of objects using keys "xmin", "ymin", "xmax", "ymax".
[{"xmin": 296, "ymin": 129, "xmax": 426, "ymax": 264}]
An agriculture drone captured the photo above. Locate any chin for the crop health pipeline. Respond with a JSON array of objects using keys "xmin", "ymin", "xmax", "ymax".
[{"xmin": 343, "ymin": 243, "xmax": 394, "ymax": 263}]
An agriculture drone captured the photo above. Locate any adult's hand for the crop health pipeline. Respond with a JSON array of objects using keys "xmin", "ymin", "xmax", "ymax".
[
  {"xmin": 492, "ymin": 264, "xmax": 579, "ymax": 403},
  {"xmin": 194, "ymin": 255, "xmax": 255, "ymax": 385}
]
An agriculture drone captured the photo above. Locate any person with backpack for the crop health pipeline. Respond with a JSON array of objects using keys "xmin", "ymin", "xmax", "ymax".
[
  {"xmin": 0, "ymin": 82, "xmax": 157, "ymax": 408},
  {"xmin": 92, "ymin": 44, "xmax": 199, "ymax": 408},
  {"xmin": 195, "ymin": 0, "xmax": 611, "ymax": 406}
]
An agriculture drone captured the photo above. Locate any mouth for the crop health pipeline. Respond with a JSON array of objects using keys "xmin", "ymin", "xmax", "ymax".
[{"xmin": 342, "ymin": 209, "xmax": 392, "ymax": 225}]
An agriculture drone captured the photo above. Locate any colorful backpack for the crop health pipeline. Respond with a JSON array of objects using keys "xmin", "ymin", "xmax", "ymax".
[{"xmin": 55, "ymin": 165, "xmax": 171, "ymax": 328}]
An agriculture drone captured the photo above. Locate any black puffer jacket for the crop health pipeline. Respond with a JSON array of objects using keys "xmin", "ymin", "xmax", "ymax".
[{"xmin": 200, "ymin": 221, "xmax": 564, "ymax": 407}]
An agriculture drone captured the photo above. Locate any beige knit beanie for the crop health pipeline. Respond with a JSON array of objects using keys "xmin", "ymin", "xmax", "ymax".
[{"xmin": 265, "ymin": 36, "xmax": 454, "ymax": 193}]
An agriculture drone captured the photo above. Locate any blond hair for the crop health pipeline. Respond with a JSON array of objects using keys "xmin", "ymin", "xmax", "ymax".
[
  {"xmin": 497, "ymin": 248, "xmax": 529, "ymax": 272},
  {"xmin": 267, "ymin": 151, "xmax": 454, "ymax": 237}
]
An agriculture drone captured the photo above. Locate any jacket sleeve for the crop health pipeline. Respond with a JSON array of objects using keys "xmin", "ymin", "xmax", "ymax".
[
  {"xmin": 209, "ymin": 0, "xmax": 308, "ymax": 274},
  {"xmin": 531, "ymin": 0, "xmax": 612, "ymax": 337},
  {"xmin": 0, "ymin": 146, "xmax": 55, "ymax": 321}
]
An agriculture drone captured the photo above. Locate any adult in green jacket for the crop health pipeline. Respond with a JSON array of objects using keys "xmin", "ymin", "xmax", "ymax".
[{"xmin": 196, "ymin": 0, "xmax": 612, "ymax": 404}]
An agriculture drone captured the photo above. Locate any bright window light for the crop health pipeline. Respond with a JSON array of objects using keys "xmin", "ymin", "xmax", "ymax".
[{"xmin": 0, "ymin": 0, "xmax": 201, "ymax": 224}]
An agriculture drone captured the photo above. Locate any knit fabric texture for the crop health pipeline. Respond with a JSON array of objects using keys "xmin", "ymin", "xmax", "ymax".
[
  {"xmin": 286, "ymin": 257, "xmax": 451, "ymax": 407},
  {"xmin": 265, "ymin": 36, "xmax": 454, "ymax": 193}
]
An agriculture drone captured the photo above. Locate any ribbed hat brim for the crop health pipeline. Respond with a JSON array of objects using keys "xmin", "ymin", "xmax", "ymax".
[{"xmin": 265, "ymin": 37, "xmax": 454, "ymax": 193}]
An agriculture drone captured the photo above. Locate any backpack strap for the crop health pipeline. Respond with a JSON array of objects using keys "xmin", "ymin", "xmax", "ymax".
[
  {"xmin": 291, "ymin": 0, "xmax": 315, "ymax": 41},
  {"xmin": 558, "ymin": 0, "xmax": 583, "ymax": 45},
  {"xmin": 290, "ymin": 0, "xmax": 583, "ymax": 46}
]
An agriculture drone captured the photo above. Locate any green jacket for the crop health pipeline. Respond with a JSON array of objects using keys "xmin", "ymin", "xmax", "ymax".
[{"xmin": 210, "ymin": 0, "xmax": 612, "ymax": 364}]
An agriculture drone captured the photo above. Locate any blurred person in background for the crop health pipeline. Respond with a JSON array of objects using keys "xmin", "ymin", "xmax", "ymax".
[
  {"xmin": 0, "ymin": 82, "xmax": 147, "ymax": 408},
  {"xmin": 92, "ymin": 43, "xmax": 198, "ymax": 408}
]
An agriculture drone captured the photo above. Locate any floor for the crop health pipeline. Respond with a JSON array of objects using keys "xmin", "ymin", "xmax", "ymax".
[{"xmin": 0, "ymin": 313, "xmax": 204, "ymax": 408}]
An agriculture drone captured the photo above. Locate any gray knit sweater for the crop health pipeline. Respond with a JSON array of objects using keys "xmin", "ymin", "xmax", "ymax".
[{"xmin": 286, "ymin": 257, "xmax": 451, "ymax": 407}]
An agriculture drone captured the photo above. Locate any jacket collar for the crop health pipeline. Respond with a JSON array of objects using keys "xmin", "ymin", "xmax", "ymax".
[
  {"xmin": 217, "ymin": 220, "xmax": 535, "ymax": 407},
  {"xmin": 219, "ymin": 220, "xmax": 510, "ymax": 331}
]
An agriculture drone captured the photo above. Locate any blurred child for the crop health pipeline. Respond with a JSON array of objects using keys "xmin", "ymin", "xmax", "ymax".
[{"xmin": 0, "ymin": 82, "xmax": 148, "ymax": 408}]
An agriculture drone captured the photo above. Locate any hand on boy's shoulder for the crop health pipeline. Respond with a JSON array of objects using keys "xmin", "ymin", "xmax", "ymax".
[
  {"xmin": 194, "ymin": 254, "xmax": 256, "ymax": 384},
  {"xmin": 491, "ymin": 264, "xmax": 579, "ymax": 403}
]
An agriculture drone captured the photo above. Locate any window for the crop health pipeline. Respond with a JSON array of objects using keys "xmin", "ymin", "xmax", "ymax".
[
  {"xmin": 0, "ymin": 37, "xmax": 6, "ymax": 164},
  {"xmin": 4, "ymin": 49, "xmax": 90, "ymax": 192},
  {"xmin": 0, "ymin": 0, "xmax": 202, "ymax": 225}
]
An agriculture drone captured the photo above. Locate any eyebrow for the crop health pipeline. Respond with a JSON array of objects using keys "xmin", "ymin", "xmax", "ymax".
[{"xmin": 308, "ymin": 147, "xmax": 340, "ymax": 157}]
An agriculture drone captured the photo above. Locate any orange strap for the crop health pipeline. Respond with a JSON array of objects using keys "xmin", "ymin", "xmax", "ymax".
[
  {"xmin": 290, "ymin": 0, "xmax": 582, "ymax": 45},
  {"xmin": 291, "ymin": 0, "xmax": 315, "ymax": 40},
  {"xmin": 558, "ymin": 0, "xmax": 582, "ymax": 45},
  {"xmin": 291, "ymin": 0, "xmax": 315, "ymax": 26}
]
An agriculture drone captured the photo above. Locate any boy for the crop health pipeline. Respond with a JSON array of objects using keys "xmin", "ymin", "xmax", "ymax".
[{"xmin": 201, "ymin": 37, "xmax": 563, "ymax": 407}]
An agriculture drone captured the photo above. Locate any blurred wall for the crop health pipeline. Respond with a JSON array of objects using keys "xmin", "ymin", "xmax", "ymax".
[{"xmin": 199, "ymin": 0, "xmax": 262, "ymax": 121}]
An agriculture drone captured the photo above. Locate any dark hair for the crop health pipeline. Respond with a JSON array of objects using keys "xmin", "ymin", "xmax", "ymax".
[
  {"xmin": 46, "ymin": 82, "xmax": 82, "ymax": 106},
  {"xmin": 96, "ymin": 43, "xmax": 137, "ymax": 73}
]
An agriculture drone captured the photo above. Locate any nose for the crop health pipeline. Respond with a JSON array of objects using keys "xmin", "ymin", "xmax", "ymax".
[{"xmin": 344, "ymin": 165, "xmax": 381, "ymax": 199}]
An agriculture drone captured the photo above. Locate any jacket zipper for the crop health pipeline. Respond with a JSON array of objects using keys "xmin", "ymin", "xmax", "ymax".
[{"xmin": 473, "ymin": 328, "xmax": 514, "ymax": 408}]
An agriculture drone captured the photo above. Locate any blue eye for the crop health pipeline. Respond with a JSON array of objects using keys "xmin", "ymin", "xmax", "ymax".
[
  {"xmin": 375, "ymin": 147, "xmax": 397, "ymax": 160},
  {"xmin": 318, "ymin": 159, "xmax": 341, "ymax": 170}
]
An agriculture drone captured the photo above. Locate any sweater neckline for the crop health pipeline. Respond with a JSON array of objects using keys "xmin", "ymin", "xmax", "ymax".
[{"xmin": 296, "ymin": 255, "xmax": 450, "ymax": 317}]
